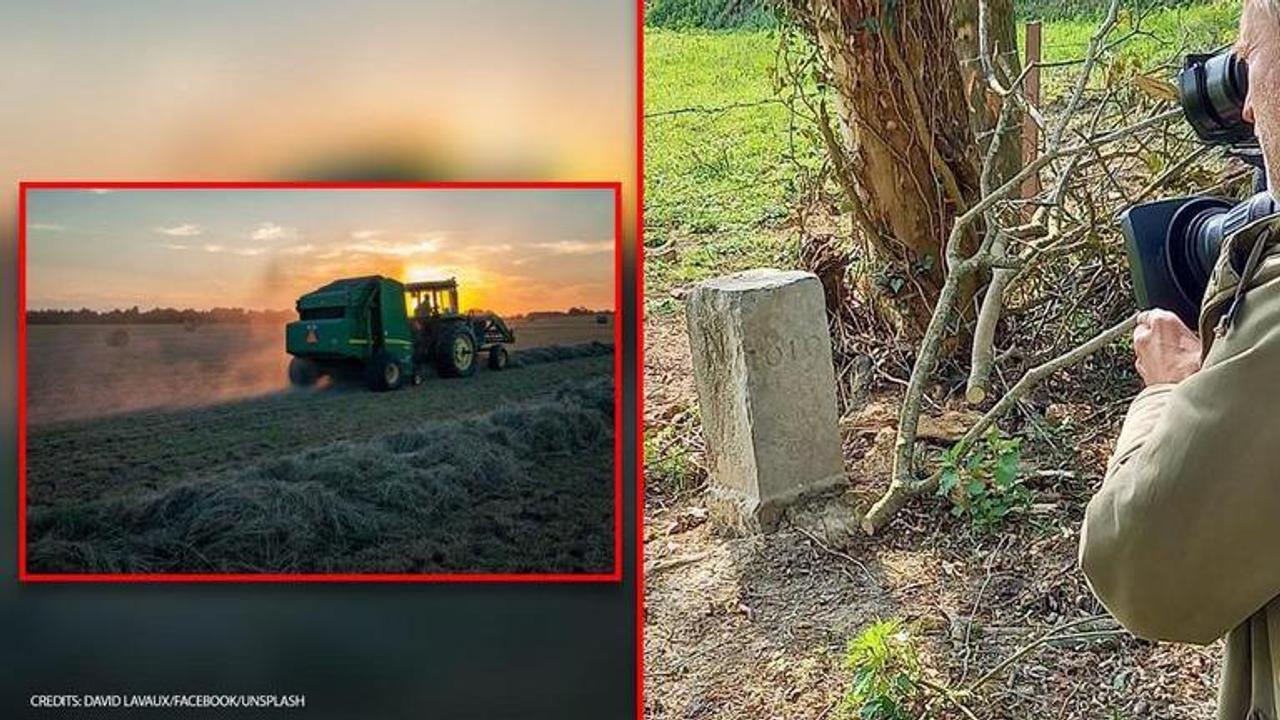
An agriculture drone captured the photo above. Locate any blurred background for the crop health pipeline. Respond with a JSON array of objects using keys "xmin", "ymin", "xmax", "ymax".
[{"xmin": 1, "ymin": 1, "xmax": 638, "ymax": 718}]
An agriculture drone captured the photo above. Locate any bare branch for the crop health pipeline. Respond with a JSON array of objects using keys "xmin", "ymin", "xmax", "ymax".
[{"xmin": 863, "ymin": 313, "xmax": 1137, "ymax": 533}]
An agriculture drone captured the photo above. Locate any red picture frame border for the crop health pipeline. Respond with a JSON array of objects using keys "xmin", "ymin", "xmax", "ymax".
[
  {"xmin": 635, "ymin": 0, "xmax": 648, "ymax": 715},
  {"xmin": 16, "ymin": 180, "xmax": 628, "ymax": 585}
]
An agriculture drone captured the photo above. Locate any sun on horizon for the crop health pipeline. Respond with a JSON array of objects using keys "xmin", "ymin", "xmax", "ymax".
[{"xmin": 25, "ymin": 187, "xmax": 616, "ymax": 318}]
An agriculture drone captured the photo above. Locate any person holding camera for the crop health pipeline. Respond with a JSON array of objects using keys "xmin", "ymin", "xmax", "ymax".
[{"xmin": 1080, "ymin": 2, "xmax": 1280, "ymax": 717}]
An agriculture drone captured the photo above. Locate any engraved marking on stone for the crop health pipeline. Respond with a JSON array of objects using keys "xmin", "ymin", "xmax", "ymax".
[{"xmin": 748, "ymin": 335, "xmax": 826, "ymax": 367}]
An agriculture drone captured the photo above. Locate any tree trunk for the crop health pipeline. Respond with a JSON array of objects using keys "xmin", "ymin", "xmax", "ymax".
[
  {"xmin": 801, "ymin": 0, "xmax": 984, "ymax": 340},
  {"xmin": 952, "ymin": 0, "xmax": 1022, "ymax": 189}
]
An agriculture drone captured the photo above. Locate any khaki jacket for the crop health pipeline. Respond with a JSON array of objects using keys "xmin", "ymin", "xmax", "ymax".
[{"xmin": 1081, "ymin": 214, "xmax": 1280, "ymax": 720}]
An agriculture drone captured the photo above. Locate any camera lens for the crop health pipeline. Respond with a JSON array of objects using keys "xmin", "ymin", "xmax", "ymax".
[
  {"xmin": 1167, "ymin": 191, "xmax": 1279, "ymax": 308},
  {"xmin": 1179, "ymin": 51, "xmax": 1255, "ymax": 146}
]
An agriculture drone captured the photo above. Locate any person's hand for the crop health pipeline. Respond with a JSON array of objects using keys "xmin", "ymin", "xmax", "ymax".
[{"xmin": 1133, "ymin": 309, "xmax": 1202, "ymax": 386}]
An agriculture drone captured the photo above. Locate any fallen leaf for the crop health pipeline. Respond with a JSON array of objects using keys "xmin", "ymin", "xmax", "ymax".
[{"xmin": 1134, "ymin": 74, "xmax": 1178, "ymax": 103}]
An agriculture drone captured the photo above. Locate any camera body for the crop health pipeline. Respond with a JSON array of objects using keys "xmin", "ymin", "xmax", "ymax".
[{"xmin": 1120, "ymin": 51, "xmax": 1278, "ymax": 328}]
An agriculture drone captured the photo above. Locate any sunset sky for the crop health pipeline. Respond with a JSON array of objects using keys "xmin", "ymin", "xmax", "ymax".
[
  {"xmin": 25, "ymin": 188, "xmax": 615, "ymax": 315},
  {"xmin": 0, "ymin": 1, "xmax": 632, "ymax": 183}
]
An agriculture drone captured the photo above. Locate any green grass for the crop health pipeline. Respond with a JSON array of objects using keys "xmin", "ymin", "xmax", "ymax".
[
  {"xmin": 1018, "ymin": 0, "xmax": 1204, "ymax": 21},
  {"xmin": 644, "ymin": 2, "xmax": 1238, "ymax": 315},
  {"xmin": 645, "ymin": 0, "xmax": 775, "ymax": 30},
  {"xmin": 1030, "ymin": 1, "xmax": 1238, "ymax": 70},
  {"xmin": 641, "ymin": 0, "xmax": 1211, "ymax": 29},
  {"xmin": 644, "ymin": 29, "xmax": 821, "ymax": 313},
  {"xmin": 644, "ymin": 30, "xmax": 797, "ymax": 233}
]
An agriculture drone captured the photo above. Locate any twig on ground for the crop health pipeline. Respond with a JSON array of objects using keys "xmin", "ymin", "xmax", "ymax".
[
  {"xmin": 794, "ymin": 526, "xmax": 879, "ymax": 586},
  {"xmin": 967, "ymin": 613, "xmax": 1119, "ymax": 693}
]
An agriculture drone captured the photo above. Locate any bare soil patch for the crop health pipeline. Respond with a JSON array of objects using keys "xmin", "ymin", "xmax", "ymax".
[{"xmin": 644, "ymin": 314, "xmax": 1218, "ymax": 719}]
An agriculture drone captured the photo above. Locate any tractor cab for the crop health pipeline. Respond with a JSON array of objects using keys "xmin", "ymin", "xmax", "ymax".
[
  {"xmin": 407, "ymin": 279, "xmax": 460, "ymax": 319},
  {"xmin": 405, "ymin": 277, "xmax": 516, "ymax": 377}
]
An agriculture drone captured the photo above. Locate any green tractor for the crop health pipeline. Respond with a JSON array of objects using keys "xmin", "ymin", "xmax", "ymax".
[{"xmin": 285, "ymin": 275, "xmax": 515, "ymax": 391}]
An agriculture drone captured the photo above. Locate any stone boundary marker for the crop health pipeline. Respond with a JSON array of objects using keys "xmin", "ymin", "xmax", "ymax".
[{"xmin": 685, "ymin": 269, "xmax": 845, "ymax": 531}]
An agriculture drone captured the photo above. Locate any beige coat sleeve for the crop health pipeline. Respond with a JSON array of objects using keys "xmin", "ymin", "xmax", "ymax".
[{"xmin": 1080, "ymin": 272, "xmax": 1280, "ymax": 645}]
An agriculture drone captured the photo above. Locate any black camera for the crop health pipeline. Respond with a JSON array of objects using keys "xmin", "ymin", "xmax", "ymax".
[{"xmin": 1120, "ymin": 50, "xmax": 1277, "ymax": 328}]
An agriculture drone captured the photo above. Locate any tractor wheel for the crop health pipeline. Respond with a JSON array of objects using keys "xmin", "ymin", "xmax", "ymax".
[
  {"xmin": 436, "ymin": 323, "xmax": 478, "ymax": 378},
  {"xmin": 366, "ymin": 349, "xmax": 404, "ymax": 392},
  {"xmin": 488, "ymin": 345, "xmax": 509, "ymax": 371},
  {"xmin": 288, "ymin": 357, "xmax": 320, "ymax": 388}
]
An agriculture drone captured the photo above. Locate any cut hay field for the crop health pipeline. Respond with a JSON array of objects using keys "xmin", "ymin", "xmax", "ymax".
[
  {"xmin": 26, "ymin": 315, "xmax": 614, "ymax": 425},
  {"xmin": 25, "ymin": 321, "xmax": 616, "ymax": 575}
]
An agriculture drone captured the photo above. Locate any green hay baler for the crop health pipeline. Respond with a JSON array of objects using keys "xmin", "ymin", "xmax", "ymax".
[{"xmin": 285, "ymin": 275, "xmax": 514, "ymax": 391}]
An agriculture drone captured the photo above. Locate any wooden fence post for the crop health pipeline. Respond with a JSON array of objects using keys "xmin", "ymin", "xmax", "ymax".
[{"xmin": 1022, "ymin": 21, "xmax": 1043, "ymax": 208}]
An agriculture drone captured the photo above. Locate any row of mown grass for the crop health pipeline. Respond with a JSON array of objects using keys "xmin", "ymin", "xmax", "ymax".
[
  {"xmin": 29, "ymin": 378, "xmax": 615, "ymax": 574},
  {"xmin": 644, "ymin": 1, "xmax": 1238, "ymax": 316}
]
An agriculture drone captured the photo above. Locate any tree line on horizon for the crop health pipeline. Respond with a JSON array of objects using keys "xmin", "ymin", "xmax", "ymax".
[{"xmin": 26, "ymin": 307, "xmax": 295, "ymax": 325}]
